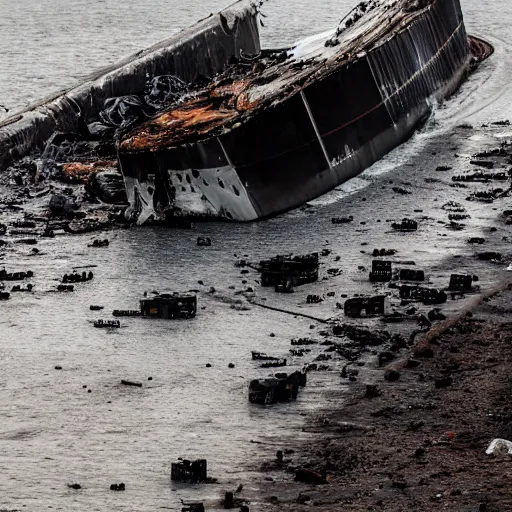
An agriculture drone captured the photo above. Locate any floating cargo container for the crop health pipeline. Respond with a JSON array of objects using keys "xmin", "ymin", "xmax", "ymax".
[
  {"xmin": 94, "ymin": 319, "xmax": 121, "ymax": 328},
  {"xmin": 391, "ymin": 219, "xmax": 418, "ymax": 232},
  {"xmin": 448, "ymin": 274, "xmax": 478, "ymax": 292},
  {"xmin": 399, "ymin": 285, "xmax": 447, "ymax": 304},
  {"xmin": 140, "ymin": 293, "xmax": 197, "ymax": 319},
  {"xmin": 171, "ymin": 459, "xmax": 207, "ymax": 482},
  {"xmin": 369, "ymin": 260, "xmax": 393, "ymax": 282},
  {"xmin": 344, "ymin": 296, "xmax": 387, "ymax": 317},
  {"xmin": 248, "ymin": 370, "xmax": 306, "ymax": 404},
  {"xmin": 260, "ymin": 253, "xmax": 319, "ymax": 287},
  {"xmin": 399, "ymin": 268, "xmax": 425, "ymax": 282}
]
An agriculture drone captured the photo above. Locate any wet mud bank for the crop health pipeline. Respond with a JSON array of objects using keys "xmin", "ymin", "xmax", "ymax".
[
  {"xmin": 258, "ymin": 286, "xmax": 512, "ymax": 511},
  {"xmin": 248, "ymin": 123, "xmax": 512, "ymax": 511}
]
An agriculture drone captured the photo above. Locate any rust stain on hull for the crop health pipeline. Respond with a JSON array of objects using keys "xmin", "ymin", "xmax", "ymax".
[{"xmin": 120, "ymin": 0, "xmax": 438, "ymax": 153}]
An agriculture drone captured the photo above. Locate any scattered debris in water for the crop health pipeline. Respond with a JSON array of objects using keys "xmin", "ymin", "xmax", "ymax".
[
  {"xmin": 180, "ymin": 501, "xmax": 205, "ymax": 512},
  {"xmin": 121, "ymin": 380, "xmax": 142, "ymax": 387},
  {"xmin": 332, "ymin": 216, "xmax": 353, "ymax": 224},
  {"xmin": 88, "ymin": 238, "xmax": 109, "ymax": 248},
  {"xmin": 57, "ymin": 284, "xmax": 74, "ymax": 292},
  {"xmin": 140, "ymin": 292, "xmax": 197, "ymax": 319},
  {"xmin": 391, "ymin": 219, "xmax": 418, "ymax": 231},
  {"xmin": 93, "ymin": 319, "xmax": 120, "ymax": 328},
  {"xmin": 171, "ymin": 459, "xmax": 207, "ymax": 483},
  {"xmin": 62, "ymin": 271, "xmax": 93, "ymax": 283},
  {"xmin": 112, "ymin": 309, "xmax": 141, "ymax": 317},
  {"xmin": 197, "ymin": 236, "xmax": 211, "ymax": 246}
]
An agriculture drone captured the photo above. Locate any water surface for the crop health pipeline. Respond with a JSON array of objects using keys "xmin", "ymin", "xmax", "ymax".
[{"xmin": 0, "ymin": 0, "xmax": 511, "ymax": 509}]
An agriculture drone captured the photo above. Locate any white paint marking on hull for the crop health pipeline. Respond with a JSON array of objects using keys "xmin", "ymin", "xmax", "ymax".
[
  {"xmin": 169, "ymin": 164, "xmax": 259, "ymax": 221},
  {"xmin": 124, "ymin": 174, "xmax": 163, "ymax": 225}
]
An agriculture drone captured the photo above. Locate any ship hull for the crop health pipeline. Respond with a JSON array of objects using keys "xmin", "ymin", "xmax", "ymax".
[{"xmin": 119, "ymin": 0, "xmax": 473, "ymax": 223}]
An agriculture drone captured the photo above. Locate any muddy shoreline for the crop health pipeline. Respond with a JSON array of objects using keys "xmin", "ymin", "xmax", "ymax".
[
  {"xmin": 247, "ymin": 125, "xmax": 512, "ymax": 512},
  {"xmin": 256, "ymin": 283, "xmax": 512, "ymax": 511}
]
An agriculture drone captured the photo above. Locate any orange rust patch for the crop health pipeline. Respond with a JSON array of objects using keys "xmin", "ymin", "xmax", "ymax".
[
  {"xmin": 120, "ymin": 102, "xmax": 239, "ymax": 151},
  {"xmin": 119, "ymin": 76, "xmax": 265, "ymax": 151},
  {"xmin": 62, "ymin": 160, "xmax": 118, "ymax": 182},
  {"xmin": 235, "ymin": 91, "xmax": 260, "ymax": 112}
]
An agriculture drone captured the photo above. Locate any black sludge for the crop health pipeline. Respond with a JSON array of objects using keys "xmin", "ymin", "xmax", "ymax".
[
  {"xmin": 99, "ymin": 96, "xmax": 155, "ymax": 129},
  {"xmin": 144, "ymin": 75, "xmax": 187, "ymax": 109}
]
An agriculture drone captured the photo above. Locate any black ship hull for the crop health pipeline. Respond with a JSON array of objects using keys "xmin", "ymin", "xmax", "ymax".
[{"xmin": 119, "ymin": 0, "xmax": 473, "ymax": 223}]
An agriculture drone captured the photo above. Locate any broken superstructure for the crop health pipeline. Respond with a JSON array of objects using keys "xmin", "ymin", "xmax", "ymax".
[
  {"xmin": 118, "ymin": 0, "xmax": 489, "ymax": 223},
  {"xmin": 0, "ymin": 1, "xmax": 260, "ymax": 169}
]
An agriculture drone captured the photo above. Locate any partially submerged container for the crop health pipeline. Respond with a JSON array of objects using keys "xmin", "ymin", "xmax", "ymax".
[
  {"xmin": 140, "ymin": 292, "xmax": 196, "ymax": 319},
  {"xmin": 260, "ymin": 253, "xmax": 319, "ymax": 287},
  {"xmin": 369, "ymin": 260, "xmax": 392, "ymax": 282},
  {"xmin": 399, "ymin": 268, "xmax": 425, "ymax": 282},
  {"xmin": 181, "ymin": 501, "xmax": 205, "ymax": 512},
  {"xmin": 448, "ymin": 274, "xmax": 478, "ymax": 292},
  {"xmin": 171, "ymin": 459, "xmax": 207, "ymax": 482},
  {"xmin": 344, "ymin": 296, "xmax": 387, "ymax": 317},
  {"xmin": 248, "ymin": 370, "xmax": 306, "ymax": 404},
  {"xmin": 391, "ymin": 219, "xmax": 418, "ymax": 231},
  {"xmin": 399, "ymin": 285, "xmax": 447, "ymax": 304}
]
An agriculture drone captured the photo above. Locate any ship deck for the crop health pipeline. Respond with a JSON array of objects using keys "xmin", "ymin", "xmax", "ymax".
[{"xmin": 119, "ymin": 0, "xmax": 433, "ymax": 152}]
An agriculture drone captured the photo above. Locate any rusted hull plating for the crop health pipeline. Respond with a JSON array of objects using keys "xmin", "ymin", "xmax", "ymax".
[{"xmin": 119, "ymin": 0, "xmax": 474, "ymax": 222}]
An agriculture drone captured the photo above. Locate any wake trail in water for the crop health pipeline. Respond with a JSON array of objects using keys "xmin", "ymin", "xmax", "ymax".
[{"xmin": 437, "ymin": 36, "xmax": 512, "ymax": 124}]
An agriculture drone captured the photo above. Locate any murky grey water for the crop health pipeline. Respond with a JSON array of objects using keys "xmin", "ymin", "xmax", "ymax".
[{"xmin": 1, "ymin": 0, "xmax": 512, "ymax": 510}]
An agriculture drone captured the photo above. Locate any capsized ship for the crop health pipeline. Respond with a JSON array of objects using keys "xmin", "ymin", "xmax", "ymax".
[{"xmin": 118, "ymin": 0, "xmax": 490, "ymax": 223}]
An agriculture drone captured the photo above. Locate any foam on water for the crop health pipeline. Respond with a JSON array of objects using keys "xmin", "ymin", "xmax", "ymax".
[{"xmin": 495, "ymin": 132, "xmax": 512, "ymax": 139}]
